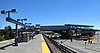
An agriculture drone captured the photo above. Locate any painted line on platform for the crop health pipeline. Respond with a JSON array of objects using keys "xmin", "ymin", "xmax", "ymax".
[{"xmin": 41, "ymin": 34, "xmax": 51, "ymax": 53}]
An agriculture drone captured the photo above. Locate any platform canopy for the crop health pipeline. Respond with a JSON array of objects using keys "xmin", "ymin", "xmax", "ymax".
[{"xmin": 40, "ymin": 24, "xmax": 94, "ymax": 31}]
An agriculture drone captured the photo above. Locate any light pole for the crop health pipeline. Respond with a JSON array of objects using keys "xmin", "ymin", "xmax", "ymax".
[
  {"xmin": 25, "ymin": 23, "xmax": 32, "ymax": 40},
  {"xmin": 25, "ymin": 23, "xmax": 32, "ymax": 32},
  {"xmin": 1, "ymin": 9, "xmax": 18, "ymax": 46},
  {"xmin": 25, "ymin": 23, "xmax": 32, "ymax": 26},
  {"xmin": 15, "ymin": 18, "xmax": 27, "ymax": 46},
  {"xmin": 17, "ymin": 18, "xmax": 27, "ymax": 24},
  {"xmin": 17, "ymin": 18, "xmax": 27, "ymax": 42},
  {"xmin": 1, "ymin": 9, "xmax": 16, "ymax": 18},
  {"xmin": 17, "ymin": 18, "xmax": 27, "ymax": 29},
  {"xmin": 25, "ymin": 23, "xmax": 32, "ymax": 28}
]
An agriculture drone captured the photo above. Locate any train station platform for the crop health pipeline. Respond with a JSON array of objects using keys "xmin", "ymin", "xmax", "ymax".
[
  {"xmin": 55, "ymin": 39, "xmax": 100, "ymax": 53},
  {"xmin": 0, "ymin": 34, "xmax": 50, "ymax": 53}
]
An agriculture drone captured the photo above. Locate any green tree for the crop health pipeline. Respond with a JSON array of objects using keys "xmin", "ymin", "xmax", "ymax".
[
  {"xmin": 4, "ymin": 26, "xmax": 14, "ymax": 40},
  {"xmin": 0, "ymin": 30, "xmax": 5, "ymax": 41}
]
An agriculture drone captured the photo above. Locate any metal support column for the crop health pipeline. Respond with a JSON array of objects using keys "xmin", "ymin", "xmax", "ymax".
[
  {"xmin": 14, "ymin": 24, "xmax": 18, "ymax": 46},
  {"xmin": 8, "ymin": 11, "xmax": 10, "ymax": 18}
]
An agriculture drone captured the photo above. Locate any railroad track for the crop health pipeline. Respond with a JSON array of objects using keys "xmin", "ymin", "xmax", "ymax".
[{"xmin": 43, "ymin": 34, "xmax": 77, "ymax": 53}]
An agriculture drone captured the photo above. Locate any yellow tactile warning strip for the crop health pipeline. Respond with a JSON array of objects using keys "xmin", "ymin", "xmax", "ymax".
[
  {"xmin": 41, "ymin": 34, "xmax": 51, "ymax": 53},
  {"xmin": 0, "ymin": 39, "xmax": 15, "ymax": 44}
]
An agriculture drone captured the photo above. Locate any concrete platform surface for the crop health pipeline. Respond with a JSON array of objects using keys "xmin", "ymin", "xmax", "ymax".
[{"xmin": 0, "ymin": 34, "xmax": 42, "ymax": 53}]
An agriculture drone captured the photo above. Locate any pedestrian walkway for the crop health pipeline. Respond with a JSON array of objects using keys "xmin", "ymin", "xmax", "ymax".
[
  {"xmin": 0, "ymin": 39, "xmax": 14, "ymax": 48},
  {"xmin": 55, "ymin": 39, "xmax": 100, "ymax": 53},
  {"xmin": 0, "ymin": 34, "xmax": 50, "ymax": 53}
]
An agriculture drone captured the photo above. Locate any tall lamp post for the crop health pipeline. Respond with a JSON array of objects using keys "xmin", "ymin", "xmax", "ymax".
[
  {"xmin": 17, "ymin": 18, "xmax": 27, "ymax": 29},
  {"xmin": 15, "ymin": 18, "xmax": 27, "ymax": 46},
  {"xmin": 25, "ymin": 23, "xmax": 32, "ymax": 32},
  {"xmin": 25, "ymin": 23, "xmax": 32, "ymax": 26},
  {"xmin": 25, "ymin": 23, "xmax": 32, "ymax": 40},
  {"xmin": 17, "ymin": 18, "xmax": 27, "ymax": 42},
  {"xmin": 1, "ymin": 9, "xmax": 16, "ymax": 18},
  {"xmin": 17, "ymin": 18, "xmax": 27, "ymax": 24},
  {"xmin": 1, "ymin": 9, "xmax": 18, "ymax": 46}
]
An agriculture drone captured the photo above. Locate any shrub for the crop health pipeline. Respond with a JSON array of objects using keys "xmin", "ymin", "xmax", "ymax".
[{"xmin": 0, "ymin": 35, "xmax": 5, "ymax": 41}]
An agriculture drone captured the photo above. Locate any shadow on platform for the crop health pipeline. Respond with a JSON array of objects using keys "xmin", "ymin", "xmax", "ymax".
[{"xmin": 0, "ymin": 43, "xmax": 15, "ymax": 50}]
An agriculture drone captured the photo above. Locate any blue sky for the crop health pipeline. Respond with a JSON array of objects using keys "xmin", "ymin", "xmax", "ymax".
[{"xmin": 0, "ymin": 0, "xmax": 100, "ymax": 29}]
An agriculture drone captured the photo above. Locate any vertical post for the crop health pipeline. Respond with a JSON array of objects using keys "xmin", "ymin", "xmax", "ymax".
[
  {"xmin": 71, "ymin": 36, "xmax": 73, "ymax": 42},
  {"xmin": 97, "ymin": 34, "xmax": 99, "ymax": 43},
  {"xmin": 85, "ymin": 42, "xmax": 87, "ymax": 48},
  {"xmin": 21, "ymin": 19, "xmax": 23, "ymax": 24},
  {"xmin": 71, "ymin": 31, "xmax": 73, "ymax": 42},
  {"xmin": 21, "ymin": 20, "xmax": 23, "ymax": 28},
  {"xmin": 8, "ymin": 11, "xmax": 10, "ymax": 18},
  {"xmin": 14, "ymin": 24, "xmax": 18, "ymax": 46}
]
